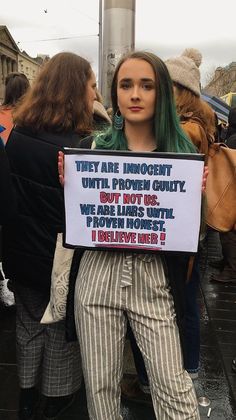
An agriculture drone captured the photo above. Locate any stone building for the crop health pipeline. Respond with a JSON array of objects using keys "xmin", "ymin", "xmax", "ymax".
[
  {"xmin": 18, "ymin": 51, "xmax": 42, "ymax": 85},
  {"xmin": 204, "ymin": 62, "xmax": 236, "ymax": 97},
  {"xmin": 0, "ymin": 26, "xmax": 18, "ymax": 102},
  {"xmin": 0, "ymin": 26, "xmax": 42, "ymax": 103}
]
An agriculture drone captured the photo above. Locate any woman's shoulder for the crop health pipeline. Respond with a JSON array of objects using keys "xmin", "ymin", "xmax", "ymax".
[{"xmin": 180, "ymin": 116, "xmax": 208, "ymax": 154}]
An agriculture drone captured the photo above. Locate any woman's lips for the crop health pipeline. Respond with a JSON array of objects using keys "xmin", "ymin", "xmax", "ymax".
[{"xmin": 129, "ymin": 107, "xmax": 143, "ymax": 111}]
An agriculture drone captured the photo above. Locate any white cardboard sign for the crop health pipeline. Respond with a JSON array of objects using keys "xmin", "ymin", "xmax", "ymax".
[{"xmin": 64, "ymin": 150, "xmax": 204, "ymax": 253}]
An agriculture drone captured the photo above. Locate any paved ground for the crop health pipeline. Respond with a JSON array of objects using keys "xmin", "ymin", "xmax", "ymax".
[{"xmin": 0, "ymin": 230, "xmax": 236, "ymax": 419}]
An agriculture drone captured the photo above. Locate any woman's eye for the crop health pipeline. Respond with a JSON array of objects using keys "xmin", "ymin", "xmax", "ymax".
[
  {"xmin": 142, "ymin": 83, "xmax": 154, "ymax": 90},
  {"xmin": 120, "ymin": 83, "xmax": 130, "ymax": 90}
]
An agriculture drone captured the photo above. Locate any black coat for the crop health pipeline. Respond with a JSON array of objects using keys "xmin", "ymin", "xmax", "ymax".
[
  {"xmin": 0, "ymin": 140, "xmax": 17, "ymax": 224},
  {"xmin": 2, "ymin": 126, "xmax": 86, "ymax": 295}
]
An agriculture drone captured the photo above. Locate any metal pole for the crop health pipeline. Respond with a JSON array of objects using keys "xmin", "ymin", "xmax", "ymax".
[
  {"xmin": 98, "ymin": 0, "xmax": 103, "ymax": 91},
  {"xmin": 101, "ymin": 0, "xmax": 136, "ymax": 107}
]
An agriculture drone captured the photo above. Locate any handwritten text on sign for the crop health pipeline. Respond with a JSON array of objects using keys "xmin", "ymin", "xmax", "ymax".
[{"xmin": 64, "ymin": 151, "xmax": 204, "ymax": 252}]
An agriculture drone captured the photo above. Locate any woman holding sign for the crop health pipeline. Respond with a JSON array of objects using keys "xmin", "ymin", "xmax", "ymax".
[
  {"xmin": 60, "ymin": 51, "xmax": 202, "ymax": 419},
  {"xmin": 122, "ymin": 49, "xmax": 214, "ymax": 399}
]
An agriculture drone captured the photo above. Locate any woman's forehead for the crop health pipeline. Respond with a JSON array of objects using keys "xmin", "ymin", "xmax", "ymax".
[{"xmin": 117, "ymin": 58, "xmax": 155, "ymax": 80}]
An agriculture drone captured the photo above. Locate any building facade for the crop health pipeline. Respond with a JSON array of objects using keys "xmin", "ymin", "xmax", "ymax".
[
  {"xmin": 204, "ymin": 62, "xmax": 236, "ymax": 97},
  {"xmin": 18, "ymin": 51, "xmax": 42, "ymax": 85},
  {"xmin": 0, "ymin": 26, "xmax": 42, "ymax": 103},
  {"xmin": 0, "ymin": 26, "xmax": 18, "ymax": 102}
]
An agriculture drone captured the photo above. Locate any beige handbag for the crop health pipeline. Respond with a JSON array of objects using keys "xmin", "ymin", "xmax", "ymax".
[
  {"xmin": 205, "ymin": 143, "xmax": 236, "ymax": 232},
  {"xmin": 40, "ymin": 233, "xmax": 74, "ymax": 324}
]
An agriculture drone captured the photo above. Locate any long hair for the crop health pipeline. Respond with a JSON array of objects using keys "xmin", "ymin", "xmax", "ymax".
[
  {"xmin": 96, "ymin": 51, "xmax": 196, "ymax": 153},
  {"xmin": 174, "ymin": 83, "xmax": 216, "ymax": 139},
  {"xmin": 13, "ymin": 52, "xmax": 93, "ymax": 134},
  {"xmin": 2, "ymin": 72, "xmax": 29, "ymax": 107}
]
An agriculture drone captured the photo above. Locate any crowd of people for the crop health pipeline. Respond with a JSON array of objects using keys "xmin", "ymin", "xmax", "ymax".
[{"xmin": 0, "ymin": 45, "xmax": 235, "ymax": 420}]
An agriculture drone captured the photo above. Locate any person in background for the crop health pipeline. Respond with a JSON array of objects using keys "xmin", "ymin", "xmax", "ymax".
[
  {"xmin": 121, "ymin": 48, "xmax": 214, "ymax": 403},
  {"xmin": 166, "ymin": 48, "xmax": 220, "ymax": 373},
  {"xmin": 225, "ymin": 107, "xmax": 236, "ymax": 148},
  {"xmin": 0, "ymin": 138, "xmax": 17, "ymax": 284},
  {"xmin": 0, "ymin": 72, "xmax": 29, "ymax": 295},
  {"xmin": 0, "ymin": 138, "xmax": 17, "ymax": 223},
  {"xmin": 211, "ymin": 106, "xmax": 236, "ymax": 284},
  {"xmin": 60, "ymin": 50, "xmax": 202, "ymax": 420},
  {"xmin": 218, "ymin": 106, "xmax": 236, "ymax": 375},
  {"xmin": 166, "ymin": 48, "xmax": 216, "ymax": 156},
  {"xmin": 166, "ymin": 48, "xmax": 216, "ymax": 376},
  {"xmin": 217, "ymin": 120, "xmax": 228, "ymax": 142},
  {"xmin": 0, "ymin": 72, "xmax": 29, "ymax": 144},
  {"xmin": 2, "ymin": 52, "xmax": 96, "ymax": 420}
]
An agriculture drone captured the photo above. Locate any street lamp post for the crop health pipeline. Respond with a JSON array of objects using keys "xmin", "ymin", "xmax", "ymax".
[{"xmin": 99, "ymin": 0, "xmax": 135, "ymax": 108}]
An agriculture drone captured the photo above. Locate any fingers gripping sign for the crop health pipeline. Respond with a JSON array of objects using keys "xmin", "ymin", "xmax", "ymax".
[
  {"xmin": 58, "ymin": 151, "xmax": 65, "ymax": 186},
  {"xmin": 202, "ymin": 166, "xmax": 209, "ymax": 193}
]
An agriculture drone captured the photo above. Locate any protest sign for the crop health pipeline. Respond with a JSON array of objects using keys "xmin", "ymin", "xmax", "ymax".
[{"xmin": 63, "ymin": 149, "xmax": 204, "ymax": 253}]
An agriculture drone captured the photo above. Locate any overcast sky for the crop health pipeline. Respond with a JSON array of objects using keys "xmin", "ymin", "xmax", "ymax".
[{"xmin": 1, "ymin": 0, "xmax": 236, "ymax": 86}]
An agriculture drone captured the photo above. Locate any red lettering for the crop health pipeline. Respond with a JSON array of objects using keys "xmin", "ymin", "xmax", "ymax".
[
  {"xmin": 151, "ymin": 233, "xmax": 158, "ymax": 244},
  {"xmin": 144, "ymin": 194, "xmax": 158, "ymax": 206},
  {"xmin": 160, "ymin": 233, "xmax": 166, "ymax": 241},
  {"xmin": 100, "ymin": 192, "xmax": 121, "ymax": 203},
  {"xmin": 123, "ymin": 193, "xmax": 143, "ymax": 204}
]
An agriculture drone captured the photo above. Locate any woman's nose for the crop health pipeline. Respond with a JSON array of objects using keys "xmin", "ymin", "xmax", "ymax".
[{"xmin": 131, "ymin": 86, "xmax": 140, "ymax": 100}]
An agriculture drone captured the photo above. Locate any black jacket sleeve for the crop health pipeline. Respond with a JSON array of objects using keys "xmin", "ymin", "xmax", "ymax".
[
  {"xmin": 0, "ymin": 140, "xmax": 17, "ymax": 224},
  {"xmin": 65, "ymin": 248, "xmax": 85, "ymax": 342}
]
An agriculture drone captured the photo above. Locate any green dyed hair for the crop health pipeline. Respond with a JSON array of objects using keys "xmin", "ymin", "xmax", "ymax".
[{"xmin": 95, "ymin": 51, "xmax": 197, "ymax": 153}]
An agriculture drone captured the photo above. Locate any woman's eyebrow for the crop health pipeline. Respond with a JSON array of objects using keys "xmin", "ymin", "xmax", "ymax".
[
  {"xmin": 140, "ymin": 78, "xmax": 155, "ymax": 82},
  {"xmin": 118, "ymin": 78, "xmax": 155, "ymax": 82},
  {"xmin": 118, "ymin": 78, "xmax": 132, "ymax": 82}
]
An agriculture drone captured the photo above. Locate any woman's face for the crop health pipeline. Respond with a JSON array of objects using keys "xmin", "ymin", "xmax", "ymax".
[
  {"xmin": 86, "ymin": 71, "xmax": 97, "ymax": 112},
  {"xmin": 117, "ymin": 58, "xmax": 156, "ymax": 125}
]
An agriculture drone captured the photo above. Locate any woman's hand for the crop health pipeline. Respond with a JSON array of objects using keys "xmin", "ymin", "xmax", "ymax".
[
  {"xmin": 58, "ymin": 151, "xmax": 65, "ymax": 186},
  {"xmin": 202, "ymin": 165, "xmax": 209, "ymax": 193}
]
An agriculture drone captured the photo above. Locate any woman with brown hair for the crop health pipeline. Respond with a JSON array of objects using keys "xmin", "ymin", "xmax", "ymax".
[
  {"xmin": 2, "ymin": 52, "xmax": 96, "ymax": 420},
  {"xmin": 166, "ymin": 48, "xmax": 215, "ymax": 376},
  {"xmin": 173, "ymin": 83, "xmax": 216, "ymax": 156}
]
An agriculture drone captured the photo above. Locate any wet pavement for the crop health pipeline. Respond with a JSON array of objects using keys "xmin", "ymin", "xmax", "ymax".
[{"xmin": 0, "ymin": 230, "xmax": 236, "ymax": 419}]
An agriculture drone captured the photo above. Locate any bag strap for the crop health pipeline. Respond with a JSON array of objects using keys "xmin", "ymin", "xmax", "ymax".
[{"xmin": 208, "ymin": 142, "xmax": 230, "ymax": 157}]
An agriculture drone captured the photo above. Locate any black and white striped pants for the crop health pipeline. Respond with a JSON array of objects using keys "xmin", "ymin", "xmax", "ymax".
[{"xmin": 75, "ymin": 250, "xmax": 200, "ymax": 420}]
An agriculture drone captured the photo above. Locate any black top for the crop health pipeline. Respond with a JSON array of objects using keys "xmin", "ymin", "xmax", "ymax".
[
  {"xmin": 2, "ymin": 126, "xmax": 88, "ymax": 294},
  {"xmin": 0, "ymin": 140, "xmax": 17, "ymax": 224}
]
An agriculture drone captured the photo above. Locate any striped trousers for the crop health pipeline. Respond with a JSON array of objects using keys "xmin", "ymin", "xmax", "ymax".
[
  {"xmin": 15, "ymin": 286, "xmax": 82, "ymax": 396},
  {"xmin": 74, "ymin": 250, "xmax": 200, "ymax": 420}
]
